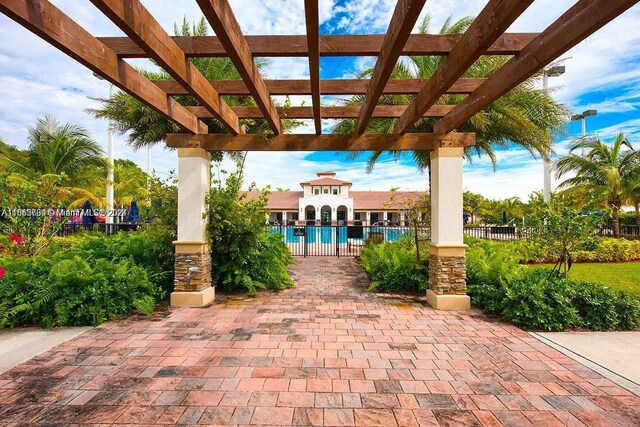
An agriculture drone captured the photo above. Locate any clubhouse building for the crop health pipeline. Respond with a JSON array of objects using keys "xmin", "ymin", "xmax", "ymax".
[{"xmin": 246, "ymin": 172, "xmax": 426, "ymax": 226}]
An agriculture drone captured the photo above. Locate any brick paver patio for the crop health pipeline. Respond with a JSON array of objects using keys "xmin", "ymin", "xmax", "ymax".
[{"xmin": 1, "ymin": 257, "xmax": 639, "ymax": 426}]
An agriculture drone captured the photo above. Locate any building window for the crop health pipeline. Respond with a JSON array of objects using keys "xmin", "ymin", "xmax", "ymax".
[
  {"xmin": 333, "ymin": 189, "xmax": 338, "ymax": 195},
  {"xmin": 355, "ymin": 213, "xmax": 361, "ymax": 221},
  {"xmin": 314, "ymin": 188, "xmax": 319, "ymax": 195},
  {"xmin": 291, "ymin": 212, "xmax": 299, "ymax": 220},
  {"xmin": 323, "ymin": 188, "xmax": 329, "ymax": 194}
]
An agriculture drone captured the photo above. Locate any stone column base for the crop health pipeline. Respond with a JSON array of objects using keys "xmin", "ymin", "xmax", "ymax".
[
  {"xmin": 428, "ymin": 245, "xmax": 470, "ymax": 311},
  {"xmin": 172, "ymin": 241, "xmax": 214, "ymax": 307},
  {"xmin": 426, "ymin": 289, "xmax": 470, "ymax": 310},
  {"xmin": 171, "ymin": 286, "xmax": 215, "ymax": 307}
]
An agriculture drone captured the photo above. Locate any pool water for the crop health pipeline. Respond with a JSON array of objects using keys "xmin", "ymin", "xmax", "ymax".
[{"xmin": 271, "ymin": 226, "xmax": 410, "ymax": 244}]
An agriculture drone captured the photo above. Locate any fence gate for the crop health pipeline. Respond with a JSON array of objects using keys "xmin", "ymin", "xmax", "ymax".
[{"xmin": 269, "ymin": 225, "xmax": 413, "ymax": 257}]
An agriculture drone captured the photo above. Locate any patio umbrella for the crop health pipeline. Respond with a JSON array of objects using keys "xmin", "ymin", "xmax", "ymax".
[
  {"xmin": 502, "ymin": 211, "xmax": 508, "ymax": 224},
  {"xmin": 81, "ymin": 200, "xmax": 97, "ymax": 225},
  {"xmin": 129, "ymin": 200, "xmax": 140, "ymax": 224}
]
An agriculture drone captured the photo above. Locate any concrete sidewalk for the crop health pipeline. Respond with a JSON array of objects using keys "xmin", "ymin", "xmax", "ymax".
[
  {"xmin": 532, "ymin": 331, "xmax": 640, "ymax": 396},
  {"xmin": 0, "ymin": 327, "xmax": 91, "ymax": 373}
]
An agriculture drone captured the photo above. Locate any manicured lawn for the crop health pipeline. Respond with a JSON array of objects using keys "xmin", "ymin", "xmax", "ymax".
[{"xmin": 541, "ymin": 262, "xmax": 640, "ymax": 297}]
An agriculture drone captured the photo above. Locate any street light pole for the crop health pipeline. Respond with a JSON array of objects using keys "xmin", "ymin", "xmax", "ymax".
[
  {"xmin": 106, "ymin": 83, "xmax": 115, "ymax": 226},
  {"xmin": 571, "ymin": 109, "xmax": 597, "ymax": 156},
  {"xmin": 93, "ymin": 73, "xmax": 116, "ymax": 228},
  {"xmin": 542, "ymin": 65, "xmax": 565, "ymax": 203}
]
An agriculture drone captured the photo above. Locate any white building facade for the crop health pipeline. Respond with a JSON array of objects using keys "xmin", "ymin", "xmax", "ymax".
[{"xmin": 246, "ymin": 171, "xmax": 426, "ymax": 226}]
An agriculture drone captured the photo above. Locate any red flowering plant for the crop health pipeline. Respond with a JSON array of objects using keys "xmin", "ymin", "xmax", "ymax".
[
  {"xmin": 1, "ymin": 175, "xmax": 66, "ymax": 256},
  {"xmin": 0, "ymin": 266, "xmax": 6, "ymax": 279}
]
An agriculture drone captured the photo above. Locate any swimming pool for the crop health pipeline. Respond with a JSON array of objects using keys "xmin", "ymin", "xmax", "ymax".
[{"xmin": 270, "ymin": 225, "xmax": 411, "ymax": 244}]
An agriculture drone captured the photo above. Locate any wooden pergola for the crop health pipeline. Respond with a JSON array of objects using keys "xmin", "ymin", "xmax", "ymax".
[{"xmin": 1, "ymin": 0, "xmax": 637, "ymax": 309}]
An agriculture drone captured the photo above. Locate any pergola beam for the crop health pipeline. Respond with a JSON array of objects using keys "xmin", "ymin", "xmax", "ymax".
[
  {"xmin": 166, "ymin": 133, "xmax": 476, "ymax": 151},
  {"xmin": 90, "ymin": 0, "xmax": 241, "ymax": 134},
  {"xmin": 356, "ymin": 0, "xmax": 426, "ymax": 134},
  {"xmin": 394, "ymin": 0, "xmax": 534, "ymax": 133},
  {"xmin": 304, "ymin": 0, "xmax": 321, "ymax": 134},
  {"xmin": 0, "ymin": 0, "xmax": 203, "ymax": 134},
  {"xmin": 188, "ymin": 105, "xmax": 455, "ymax": 119},
  {"xmin": 196, "ymin": 0, "xmax": 281, "ymax": 134},
  {"xmin": 435, "ymin": 0, "xmax": 640, "ymax": 134},
  {"xmin": 155, "ymin": 78, "xmax": 485, "ymax": 96},
  {"xmin": 98, "ymin": 33, "xmax": 538, "ymax": 58}
]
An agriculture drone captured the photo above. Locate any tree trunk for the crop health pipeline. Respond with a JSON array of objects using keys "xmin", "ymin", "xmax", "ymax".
[
  {"xmin": 612, "ymin": 205, "xmax": 620, "ymax": 238},
  {"xmin": 635, "ymin": 203, "xmax": 640, "ymax": 237}
]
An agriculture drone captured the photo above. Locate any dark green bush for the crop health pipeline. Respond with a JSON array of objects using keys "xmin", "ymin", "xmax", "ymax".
[
  {"xmin": 499, "ymin": 270, "xmax": 581, "ymax": 331},
  {"xmin": 51, "ymin": 225, "xmax": 175, "ymax": 299},
  {"xmin": 467, "ymin": 242, "xmax": 640, "ymax": 331},
  {"xmin": 360, "ymin": 238, "xmax": 427, "ymax": 293},
  {"xmin": 0, "ymin": 254, "xmax": 154, "ymax": 327},
  {"xmin": 208, "ymin": 172, "xmax": 295, "ymax": 294}
]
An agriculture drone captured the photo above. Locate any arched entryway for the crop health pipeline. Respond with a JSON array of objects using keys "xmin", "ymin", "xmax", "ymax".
[
  {"xmin": 336, "ymin": 205, "xmax": 348, "ymax": 225},
  {"xmin": 304, "ymin": 205, "xmax": 316, "ymax": 224},
  {"xmin": 319, "ymin": 205, "xmax": 331, "ymax": 224}
]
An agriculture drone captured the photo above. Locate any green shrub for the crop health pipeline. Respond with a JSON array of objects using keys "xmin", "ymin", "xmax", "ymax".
[
  {"xmin": 360, "ymin": 238, "xmax": 427, "ymax": 293},
  {"xmin": 209, "ymin": 171, "xmax": 295, "ymax": 294},
  {"xmin": 0, "ymin": 254, "xmax": 154, "ymax": 327},
  {"xmin": 499, "ymin": 269, "xmax": 581, "ymax": 331},
  {"xmin": 467, "ymin": 241, "xmax": 640, "ymax": 331}
]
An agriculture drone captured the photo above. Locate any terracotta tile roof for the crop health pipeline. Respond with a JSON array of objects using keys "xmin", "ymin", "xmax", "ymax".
[
  {"xmin": 350, "ymin": 191, "xmax": 427, "ymax": 210},
  {"xmin": 243, "ymin": 190, "xmax": 302, "ymax": 210},
  {"xmin": 300, "ymin": 177, "xmax": 352, "ymax": 186}
]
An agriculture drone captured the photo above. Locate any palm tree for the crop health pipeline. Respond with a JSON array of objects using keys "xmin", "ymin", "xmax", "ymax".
[
  {"xmin": 333, "ymin": 15, "xmax": 569, "ymax": 172},
  {"xmin": 554, "ymin": 133, "xmax": 640, "ymax": 237},
  {"xmin": 0, "ymin": 116, "xmax": 107, "ymax": 206},
  {"xmin": 112, "ymin": 159, "xmax": 149, "ymax": 208},
  {"xmin": 89, "ymin": 18, "xmax": 301, "ymax": 151}
]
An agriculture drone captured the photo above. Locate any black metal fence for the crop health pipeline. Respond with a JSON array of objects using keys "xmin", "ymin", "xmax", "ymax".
[
  {"xmin": 270, "ymin": 223, "xmax": 640, "ymax": 257},
  {"xmin": 269, "ymin": 225, "xmax": 418, "ymax": 257},
  {"xmin": 57, "ymin": 223, "xmax": 140, "ymax": 236}
]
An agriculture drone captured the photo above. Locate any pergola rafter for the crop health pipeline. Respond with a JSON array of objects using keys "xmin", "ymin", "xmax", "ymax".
[
  {"xmin": 165, "ymin": 132, "xmax": 475, "ymax": 152},
  {"xmin": 434, "ymin": 0, "xmax": 640, "ymax": 133},
  {"xmin": 154, "ymin": 78, "xmax": 486, "ymax": 96},
  {"xmin": 196, "ymin": 0, "xmax": 282, "ymax": 134},
  {"xmin": 394, "ymin": 0, "xmax": 534, "ymax": 134},
  {"xmin": 355, "ymin": 0, "xmax": 426, "ymax": 134},
  {"xmin": 188, "ymin": 105, "xmax": 454, "ymax": 119},
  {"xmin": 0, "ymin": 0, "xmax": 205, "ymax": 134},
  {"xmin": 97, "ymin": 33, "xmax": 538, "ymax": 58},
  {"xmin": 89, "ymin": 0, "xmax": 241, "ymax": 134},
  {"xmin": 304, "ymin": 0, "xmax": 321, "ymax": 134}
]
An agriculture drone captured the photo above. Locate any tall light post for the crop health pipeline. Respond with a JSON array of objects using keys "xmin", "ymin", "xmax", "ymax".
[
  {"xmin": 571, "ymin": 109, "xmax": 597, "ymax": 156},
  {"xmin": 542, "ymin": 65, "xmax": 565, "ymax": 203},
  {"xmin": 94, "ymin": 73, "xmax": 115, "ymax": 227}
]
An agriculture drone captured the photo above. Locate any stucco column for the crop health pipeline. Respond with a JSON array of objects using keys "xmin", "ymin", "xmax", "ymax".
[
  {"xmin": 171, "ymin": 148, "xmax": 214, "ymax": 307},
  {"xmin": 427, "ymin": 147, "xmax": 470, "ymax": 310}
]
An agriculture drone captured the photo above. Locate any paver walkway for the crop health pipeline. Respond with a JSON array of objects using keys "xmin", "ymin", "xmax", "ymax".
[{"xmin": 1, "ymin": 257, "xmax": 639, "ymax": 426}]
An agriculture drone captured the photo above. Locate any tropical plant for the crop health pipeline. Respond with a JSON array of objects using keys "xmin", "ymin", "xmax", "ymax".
[
  {"xmin": 360, "ymin": 237, "xmax": 427, "ymax": 293},
  {"xmin": 0, "ymin": 116, "xmax": 107, "ymax": 207},
  {"xmin": 208, "ymin": 166, "xmax": 295, "ymax": 294},
  {"xmin": 89, "ymin": 17, "xmax": 301, "ymax": 151},
  {"xmin": 111, "ymin": 159, "xmax": 149, "ymax": 208},
  {"xmin": 528, "ymin": 196, "xmax": 605, "ymax": 277},
  {"xmin": 554, "ymin": 133, "xmax": 640, "ymax": 237},
  {"xmin": 333, "ymin": 15, "xmax": 568, "ymax": 172}
]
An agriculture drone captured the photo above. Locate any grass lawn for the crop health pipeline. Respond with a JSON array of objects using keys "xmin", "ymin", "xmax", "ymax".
[{"xmin": 541, "ymin": 262, "xmax": 640, "ymax": 298}]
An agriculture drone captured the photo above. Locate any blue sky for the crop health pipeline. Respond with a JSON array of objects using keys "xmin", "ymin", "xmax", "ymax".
[{"xmin": 1, "ymin": 1, "xmax": 640, "ymax": 199}]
